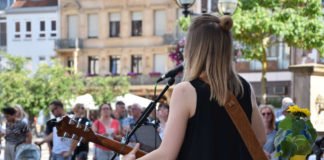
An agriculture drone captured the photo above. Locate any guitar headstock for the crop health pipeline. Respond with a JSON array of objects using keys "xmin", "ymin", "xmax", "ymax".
[
  {"xmin": 56, "ymin": 116, "xmax": 147, "ymax": 158},
  {"xmin": 56, "ymin": 116, "xmax": 95, "ymax": 142}
]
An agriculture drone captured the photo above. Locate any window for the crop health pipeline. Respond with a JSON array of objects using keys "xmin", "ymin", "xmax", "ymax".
[
  {"xmin": 109, "ymin": 13, "xmax": 120, "ymax": 37},
  {"xmin": 15, "ymin": 22, "xmax": 20, "ymax": 32},
  {"xmin": 39, "ymin": 56, "xmax": 46, "ymax": 65},
  {"xmin": 109, "ymin": 56, "xmax": 120, "ymax": 75},
  {"xmin": 26, "ymin": 21, "xmax": 31, "ymax": 38},
  {"xmin": 131, "ymin": 12, "xmax": 142, "ymax": 36},
  {"xmin": 267, "ymin": 44, "xmax": 279, "ymax": 58},
  {"xmin": 50, "ymin": 20, "xmax": 57, "ymax": 37},
  {"xmin": 154, "ymin": 54, "xmax": 167, "ymax": 73},
  {"xmin": 131, "ymin": 55, "xmax": 142, "ymax": 73},
  {"xmin": 154, "ymin": 10, "xmax": 166, "ymax": 36},
  {"xmin": 68, "ymin": 15, "xmax": 78, "ymax": 39},
  {"xmin": 88, "ymin": 14, "xmax": 98, "ymax": 38},
  {"xmin": 15, "ymin": 22, "xmax": 20, "ymax": 38},
  {"xmin": 26, "ymin": 21, "xmax": 31, "ymax": 31},
  {"xmin": 39, "ymin": 21, "xmax": 45, "ymax": 38},
  {"xmin": 40, "ymin": 21, "xmax": 45, "ymax": 31},
  {"xmin": 67, "ymin": 57, "xmax": 74, "ymax": 68},
  {"xmin": 25, "ymin": 57, "xmax": 32, "ymax": 71},
  {"xmin": 0, "ymin": 22, "xmax": 6, "ymax": 46},
  {"xmin": 51, "ymin": 21, "xmax": 56, "ymax": 31},
  {"xmin": 88, "ymin": 56, "xmax": 99, "ymax": 75}
]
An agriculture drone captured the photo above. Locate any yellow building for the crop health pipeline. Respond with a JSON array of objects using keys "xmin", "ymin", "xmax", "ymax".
[{"xmin": 55, "ymin": 0, "xmax": 183, "ymax": 100}]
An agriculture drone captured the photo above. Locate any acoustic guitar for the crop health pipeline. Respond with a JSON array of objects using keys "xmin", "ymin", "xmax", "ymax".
[{"xmin": 56, "ymin": 116, "xmax": 147, "ymax": 158}]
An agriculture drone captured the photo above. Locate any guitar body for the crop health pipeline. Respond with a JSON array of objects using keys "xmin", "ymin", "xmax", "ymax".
[{"xmin": 56, "ymin": 116, "xmax": 147, "ymax": 158}]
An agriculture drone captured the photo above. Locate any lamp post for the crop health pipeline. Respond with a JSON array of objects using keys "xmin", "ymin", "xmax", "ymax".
[
  {"xmin": 175, "ymin": 0, "xmax": 196, "ymax": 17},
  {"xmin": 175, "ymin": 0, "xmax": 238, "ymax": 16},
  {"xmin": 218, "ymin": 0, "xmax": 238, "ymax": 15}
]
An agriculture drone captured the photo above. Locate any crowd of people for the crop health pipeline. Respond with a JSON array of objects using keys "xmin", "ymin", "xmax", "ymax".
[
  {"xmin": 0, "ymin": 100, "xmax": 169, "ymax": 160},
  {"xmin": 0, "ymin": 95, "xmax": 307, "ymax": 160}
]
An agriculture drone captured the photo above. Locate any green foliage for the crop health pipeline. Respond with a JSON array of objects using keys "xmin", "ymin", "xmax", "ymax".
[
  {"xmin": 234, "ymin": 0, "xmax": 324, "ymax": 57},
  {"xmin": 178, "ymin": 16, "xmax": 191, "ymax": 32},
  {"xmin": 233, "ymin": 0, "xmax": 324, "ymax": 103},
  {"xmin": 0, "ymin": 53, "xmax": 30, "ymax": 109},
  {"xmin": 25, "ymin": 62, "xmax": 85, "ymax": 115},
  {"xmin": 0, "ymin": 53, "xmax": 130, "ymax": 116},
  {"xmin": 83, "ymin": 76, "xmax": 130, "ymax": 105},
  {"xmin": 275, "ymin": 114, "xmax": 317, "ymax": 158}
]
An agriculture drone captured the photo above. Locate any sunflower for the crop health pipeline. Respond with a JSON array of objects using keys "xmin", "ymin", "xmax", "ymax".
[{"xmin": 287, "ymin": 105, "xmax": 311, "ymax": 117}]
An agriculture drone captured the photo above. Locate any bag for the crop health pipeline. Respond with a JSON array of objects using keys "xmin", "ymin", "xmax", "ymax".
[{"xmin": 224, "ymin": 94, "xmax": 267, "ymax": 160}]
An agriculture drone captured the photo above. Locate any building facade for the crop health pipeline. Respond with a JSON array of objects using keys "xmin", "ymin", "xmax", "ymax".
[
  {"xmin": 6, "ymin": 0, "xmax": 59, "ymax": 72},
  {"xmin": 56, "ymin": 0, "xmax": 182, "ymax": 97},
  {"xmin": 0, "ymin": 0, "xmax": 14, "ymax": 70}
]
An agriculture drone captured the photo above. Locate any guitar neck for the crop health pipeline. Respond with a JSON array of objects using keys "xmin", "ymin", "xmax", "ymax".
[{"xmin": 89, "ymin": 133, "xmax": 146, "ymax": 158}]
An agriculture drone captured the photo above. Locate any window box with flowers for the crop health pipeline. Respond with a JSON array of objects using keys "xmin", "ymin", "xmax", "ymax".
[
  {"xmin": 274, "ymin": 105, "xmax": 317, "ymax": 160},
  {"xmin": 127, "ymin": 72, "xmax": 139, "ymax": 78},
  {"xmin": 149, "ymin": 71, "xmax": 161, "ymax": 77}
]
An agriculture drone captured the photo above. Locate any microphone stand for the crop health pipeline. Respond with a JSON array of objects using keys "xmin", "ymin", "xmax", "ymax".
[{"xmin": 110, "ymin": 77, "xmax": 176, "ymax": 160}]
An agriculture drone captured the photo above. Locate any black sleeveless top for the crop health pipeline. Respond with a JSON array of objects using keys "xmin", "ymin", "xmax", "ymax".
[{"xmin": 177, "ymin": 77, "xmax": 253, "ymax": 160}]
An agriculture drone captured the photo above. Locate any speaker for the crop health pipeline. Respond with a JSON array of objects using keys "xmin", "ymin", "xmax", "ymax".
[{"xmin": 130, "ymin": 123, "xmax": 162, "ymax": 153}]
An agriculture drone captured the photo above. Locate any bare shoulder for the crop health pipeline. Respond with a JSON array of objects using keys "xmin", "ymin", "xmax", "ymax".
[
  {"xmin": 173, "ymin": 81, "xmax": 195, "ymax": 96},
  {"xmin": 171, "ymin": 81, "xmax": 196, "ymax": 117}
]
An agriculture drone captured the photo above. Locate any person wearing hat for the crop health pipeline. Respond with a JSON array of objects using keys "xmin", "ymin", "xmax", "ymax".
[{"xmin": 275, "ymin": 97, "xmax": 294, "ymax": 122}]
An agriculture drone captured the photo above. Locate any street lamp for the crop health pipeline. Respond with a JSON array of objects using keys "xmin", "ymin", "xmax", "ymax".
[
  {"xmin": 218, "ymin": 0, "xmax": 238, "ymax": 15},
  {"xmin": 175, "ymin": 0, "xmax": 238, "ymax": 17},
  {"xmin": 175, "ymin": 0, "xmax": 196, "ymax": 17}
]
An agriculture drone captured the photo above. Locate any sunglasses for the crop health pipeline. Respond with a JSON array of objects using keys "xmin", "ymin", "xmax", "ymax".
[{"xmin": 262, "ymin": 112, "xmax": 272, "ymax": 116}]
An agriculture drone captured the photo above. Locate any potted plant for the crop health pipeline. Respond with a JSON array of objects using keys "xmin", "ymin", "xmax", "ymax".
[
  {"xmin": 149, "ymin": 71, "xmax": 161, "ymax": 77},
  {"xmin": 274, "ymin": 105, "xmax": 317, "ymax": 160},
  {"xmin": 169, "ymin": 38, "xmax": 185, "ymax": 65},
  {"xmin": 127, "ymin": 72, "xmax": 138, "ymax": 78}
]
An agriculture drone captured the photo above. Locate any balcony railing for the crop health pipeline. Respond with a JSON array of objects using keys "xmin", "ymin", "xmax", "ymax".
[
  {"xmin": 55, "ymin": 38, "xmax": 83, "ymax": 49},
  {"xmin": 127, "ymin": 74, "xmax": 182, "ymax": 85},
  {"xmin": 163, "ymin": 34, "xmax": 176, "ymax": 45}
]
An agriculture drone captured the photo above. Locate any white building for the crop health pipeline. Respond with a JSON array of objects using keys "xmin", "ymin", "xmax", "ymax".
[
  {"xmin": 0, "ymin": 0, "xmax": 14, "ymax": 70},
  {"xmin": 5, "ymin": 0, "xmax": 59, "ymax": 72}
]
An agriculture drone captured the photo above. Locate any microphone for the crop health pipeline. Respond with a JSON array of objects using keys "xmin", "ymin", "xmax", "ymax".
[{"xmin": 156, "ymin": 64, "xmax": 184, "ymax": 83}]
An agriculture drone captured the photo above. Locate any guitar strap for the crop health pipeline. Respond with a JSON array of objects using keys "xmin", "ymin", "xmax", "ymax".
[{"xmin": 224, "ymin": 94, "xmax": 267, "ymax": 160}]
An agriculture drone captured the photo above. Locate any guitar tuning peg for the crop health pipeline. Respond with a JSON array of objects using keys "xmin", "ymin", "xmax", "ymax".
[
  {"xmin": 77, "ymin": 137, "xmax": 83, "ymax": 147},
  {"xmin": 63, "ymin": 132, "xmax": 70, "ymax": 138},
  {"xmin": 68, "ymin": 119, "xmax": 76, "ymax": 125},
  {"xmin": 83, "ymin": 122, "xmax": 90, "ymax": 132},
  {"xmin": 72, "ymin": 134, "xmax": 78, "ymax": 140},
  {"xmin": 76, "ymin": 118, "xmax": 82, "ymax": 128}
]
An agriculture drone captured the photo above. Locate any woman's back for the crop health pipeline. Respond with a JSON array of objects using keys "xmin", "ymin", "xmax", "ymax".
[{"xmin": 177, "ymin": 77, "xmax": 253, "ymax": 160}]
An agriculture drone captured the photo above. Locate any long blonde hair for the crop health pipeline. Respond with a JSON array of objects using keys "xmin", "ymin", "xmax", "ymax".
[
  {"xmin": 183, "ymin": 14, "xmax": 243, "ymax": 106},
  {"xmin": 259, "ymin": 105, "xmax": 276, "ymax": 130}
]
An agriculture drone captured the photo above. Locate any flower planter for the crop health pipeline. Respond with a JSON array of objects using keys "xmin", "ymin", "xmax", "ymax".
[
  {"xmin": 290, "ymin": 155, "xmax": 306, "ymax": 160},
  {"xmin": 149, "ymin": 72, "xmax": 161, "ymax": 77}
]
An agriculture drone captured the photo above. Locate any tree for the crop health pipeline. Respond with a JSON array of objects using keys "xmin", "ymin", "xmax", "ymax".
[
  {"xmin": 83, "ymin": 76, "xmax": 130, "ymax": 105},
  {"xmin": 232, "ymin": 0, "xmax": 324, "ymax": 104},
  {"xmin": 0, "ymin": 53, "xmax": 130, "ymax": 116},
  {"xmin": 0, "ymin": 53, "xmax": 31, "ymax": 111},
  {"xmin": 25, "ymin": 62, "xmax": 85, "ymax": 115}
]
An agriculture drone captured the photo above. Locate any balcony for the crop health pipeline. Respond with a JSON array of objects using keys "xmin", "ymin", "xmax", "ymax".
[
  {"xmin": 55, "ymin": 39, "xmax": 83, "ymax": 49},
  {"xmin": 163, "ymin": 34, "xmax": 176, "ymax": 45}
]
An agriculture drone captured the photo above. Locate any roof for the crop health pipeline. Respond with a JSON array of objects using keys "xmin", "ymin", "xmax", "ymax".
[{"xmin": 11, "ymin": 0, "xmax": 58, "ymax": 8}]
